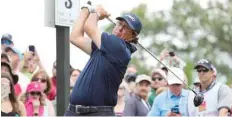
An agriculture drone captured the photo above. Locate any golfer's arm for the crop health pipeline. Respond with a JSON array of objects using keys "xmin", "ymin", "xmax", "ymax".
[
  {"xmin": 70, "ymin": 9, "xmax": 92, "ymax": 55},
  {"xmin": 84, "ymin": 13, "xmax": 102, "ymax": 49}
]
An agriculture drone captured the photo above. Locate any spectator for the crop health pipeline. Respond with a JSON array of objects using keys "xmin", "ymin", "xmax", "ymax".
[
  {"xmin": 1, "ymin": 61, "xmax": 22, "ymax": 96},
  {"xmin": 31, "ymin": 70, "xmax": 51, "ymax": 97},
  {"xmin": 4, "ymin": 46, "xmax": 29, "ymax": 93},
  {"xmin": 123, "ymin": 74, "xmax": 151, "ymax": 116},
  {"xmin": 20, "ymin": 81, "xmax": 53, "ymax": 116},
  {"xmin": 20, "ymin": 50, "xmax": 44, "ymax": 80},
  {"xmin": 1, "ymin": 53, "xmax": 10, "ymax": 62},
  {"xmin": 51, "ymin": 60, "xmax": 72, "ymax": 89},
  {"xmin": 156, "ymin": 49, "xmax": 186, "ymax": 70},
  {"xmin": 20, "ymin": 51, "xmax": 38, "ymax": 79},
  {"xmin": 5, "ymin": 46, "xmax": 23, "ymax": 72},
  {"xmin": 47, "ymin": 61, "xmax": 57, "ymax": 100},
  {"xmin": 70, "ymin": 69, "xmax": 81, "ymax": 90},
  {"xmin": 1, "ymin": 62, "xmax": 19, "ymax": 84},
  {"xmin": 47, "ymin": 60, "xmax": 72, "ymax": 100},
  {"xmin": 148, "ymin": 67, "xmax": 189, "ymax": 116},
  {"xmin": 148, "ymin": 69, "xmax": 167, "ymax": 106},
  {"xmin": 31, "ymin": 70, "xmax": 55, "ymax": 116},
  {"xmin": 114, "ymin": 83, "xmax": 126, "ymax": 116},
  {"xmin": 123, "ymin": 72, "xmax": 137, "ymax": 102},
  {"xmin": 1, "ymin": 33, "xmax": 14, "ymax": 51},
  {"xmin": 156, "ymin": 87, "xmax": 168, "ymax": 95},
  {"xmin": 188, "ymin": 59, "xmax": 232, "ymax": 116},
  {"xmin": 1, "ymin": 72, "xmax": 26, "ymax": 116},
  {"xmin": 51, "ymin": 61, "xmax": 57, "ymax": 87}
]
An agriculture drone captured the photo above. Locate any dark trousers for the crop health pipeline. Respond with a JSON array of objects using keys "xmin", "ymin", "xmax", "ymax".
[{"xmin": 64, "ymin": 104, "xmax": 115, "ymax": 116}]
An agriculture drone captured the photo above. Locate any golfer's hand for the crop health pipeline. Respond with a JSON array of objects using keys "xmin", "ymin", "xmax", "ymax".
[{"xmin": 95, "ymin": 5, "xmax": 110, "ymax": 20}]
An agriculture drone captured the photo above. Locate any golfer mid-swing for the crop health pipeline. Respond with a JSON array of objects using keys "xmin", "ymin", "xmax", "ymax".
[{"xmin": 65, "ymin": 3, "xmax": 142, "ymax": 116}]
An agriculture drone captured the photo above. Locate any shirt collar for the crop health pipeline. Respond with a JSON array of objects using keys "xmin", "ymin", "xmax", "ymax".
[
  {"xmin": 151, "ymin": 88, "xmax": 156, "ymax": 93},
  {"xmin": 167, "ymin": 89, "xmax": 186, "ymax": 99},
  {"xmin": 125, "ymin": 42, "xmax": 137, "ymax": 53}
]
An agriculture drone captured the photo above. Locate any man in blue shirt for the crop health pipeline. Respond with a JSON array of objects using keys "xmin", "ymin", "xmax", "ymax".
[
  {"xmin": 64, "ymin": 4, "xmax": 142, "ymax": 116},
  {"xmin": 147, "ymin": 67, "xmax": 189, "ymax": 116}
]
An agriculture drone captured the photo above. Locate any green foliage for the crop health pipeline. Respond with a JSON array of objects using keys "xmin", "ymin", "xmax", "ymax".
[{"xmin": 105, "ymin": 0, "xmax": 232, "ymax": 85}]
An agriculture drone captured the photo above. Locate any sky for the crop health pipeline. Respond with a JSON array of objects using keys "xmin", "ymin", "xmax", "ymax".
[{"xmin": 0, "ymin": 0, "xmax": 173, "ymax": 76}]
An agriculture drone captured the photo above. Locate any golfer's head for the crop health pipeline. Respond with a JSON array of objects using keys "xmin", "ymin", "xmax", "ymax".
[{"xmin": 112, "ymin": 13, "xmax": 142, "ymax": 44}]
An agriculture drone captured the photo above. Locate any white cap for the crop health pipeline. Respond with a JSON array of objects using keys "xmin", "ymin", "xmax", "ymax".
[
  {"xmin": 152, "ymin": 69, "xmax": 167, "ymax": 79},
  {"xmin": 167, "ymin": 67, "xmax": 185, "ymax": 85},
  {"xmin": 135, "ymin": 74, "xmax": 151, "ymax": 84}
]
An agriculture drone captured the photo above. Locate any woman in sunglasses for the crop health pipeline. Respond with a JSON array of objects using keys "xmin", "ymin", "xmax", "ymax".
[
  {"xmin": 1, "ymin": 72, "xmax": 26, "ymax": 116},
  {"xmin": 30, "ymin": 69, "xmax": 55, "ymax": 116},
  {"xmin": 1, "ymin": 33, "xmax": 14, "ymax": 51},
  {"xmin": 20, "ymin": 81, "xmax": 46, "ymax": 116}
]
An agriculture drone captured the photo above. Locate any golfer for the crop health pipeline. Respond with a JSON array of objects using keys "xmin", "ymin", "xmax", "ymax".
[{"xmin": 64, "ymin": 3, "xmax": 142, "ymax": 116}]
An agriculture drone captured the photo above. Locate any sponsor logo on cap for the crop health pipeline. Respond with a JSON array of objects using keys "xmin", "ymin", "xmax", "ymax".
[
  {"xmin": 125, "ymin": 14, "xmax": 135, "ymax": 21},
  {"xmin": 198, "ymin": 59, "xmax": 209, "ymax": 64}
]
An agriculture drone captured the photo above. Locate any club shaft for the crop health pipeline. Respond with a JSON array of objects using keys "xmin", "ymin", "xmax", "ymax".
[{"xmin": 106, "ymin": 14, "xmax": 197, "ymax": 95}]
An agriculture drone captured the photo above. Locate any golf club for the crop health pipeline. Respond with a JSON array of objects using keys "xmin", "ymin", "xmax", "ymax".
[
  {"xmin": 87, "ymin": 0, "xmax": 204, "ymax": 107},
  {"xmin": 106, "ymin": 16, "xmax": 203, "ymax": 107}
]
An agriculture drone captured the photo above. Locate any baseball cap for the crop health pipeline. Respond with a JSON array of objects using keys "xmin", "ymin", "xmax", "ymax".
[
  {"xmin": 167, "ymin": 67, "xmax": 185, "ymax": 85},
  {"xmin": 5, "ymin": 46, "xmax": 23, "ymax": 61},
  {"xmin": 26, "ymin": 82, "xmax": 42, "ymax": 93},
  {"xmin": 194, "ymin": 59, "xmax": 213, "ymax": 70},
  {"xmin": 116, "ymin": 13, "xmax": 142, "ymax": 34},
  {"xmin": 135, "ymin": 74, "xmax": 151, "ymax": 84},
  {"xmin": 1, "ymin": 61, "xmax": 19, "ymax": 84},
  {"xmin": 1, "ymin": 33, "xmax": 12, "ymax": 41},
  {"xmin": 152, "ymin": 69, "xmax": 167, "ymax": 79}
]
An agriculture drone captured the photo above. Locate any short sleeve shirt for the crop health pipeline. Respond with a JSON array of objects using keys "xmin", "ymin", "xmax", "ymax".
[{"xmin": 70, "ymin": 32, "xmax": 137, "ymax": 106}]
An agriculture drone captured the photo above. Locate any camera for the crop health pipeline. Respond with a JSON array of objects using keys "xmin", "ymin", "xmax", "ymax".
[
  {"xmin": 125, "ymin": 73, "xmax": 137, "ymax": 83},
  {"xmin": 29, "ymin": 45, "xmax": 35, "ymax": 53},
  {"xmin": 169, "ymin": 52, "xmax": 175, "ymax": 57},
  {"xmin": 171, "ymin": 105, "xmax": 180, "ymax": 114}
]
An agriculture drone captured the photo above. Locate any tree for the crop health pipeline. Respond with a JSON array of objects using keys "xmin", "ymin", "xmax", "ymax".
[{"xmin": 105, "ymin": 0, "xmax": 232, "ymax": 85}]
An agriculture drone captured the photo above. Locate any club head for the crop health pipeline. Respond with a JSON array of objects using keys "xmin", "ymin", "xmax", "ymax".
[{"xmin": 193, "ymin": 94, "xmax": 204, "ymax": 107}]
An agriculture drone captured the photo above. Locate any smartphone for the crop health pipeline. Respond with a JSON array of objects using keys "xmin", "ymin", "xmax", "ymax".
[
  {"xmin": 169, "ymin": 52, "xmax": 175, "ymax": 57},
  {"xmin": 29, "ymin": 45, "xmax": 35, "ymax": 52},
  {"xmin": 171, "ymin": 106, "xmax": 180, "ymax": 114}
]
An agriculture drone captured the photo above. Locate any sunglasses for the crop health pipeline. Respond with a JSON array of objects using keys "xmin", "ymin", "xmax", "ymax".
[
  {"xmin": 152, "ymin": 77, "xmax": 163, "ymax": 81},
  {"xmin": 197, "ymin": 68, "xmax": 209, "ymax": 73},
  {"xmin": 30, "ymin": 92, "xmax": 41, "ymax": 96},
  {"xmin": 171, "ymin": 84, "xmax": 181, "ymax": 86},
  {"xmin": 32, "ymin": 78, "xmax": 47, "ymax": 83},
  {"xmin": 1, "ymin": 39, "xmax": 12, "ymax": 45}
]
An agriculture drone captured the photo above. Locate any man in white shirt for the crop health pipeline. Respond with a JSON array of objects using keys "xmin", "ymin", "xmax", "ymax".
[{"xmin": 188, "ymin": 59, "xmax": 232, "ymax": 116}]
